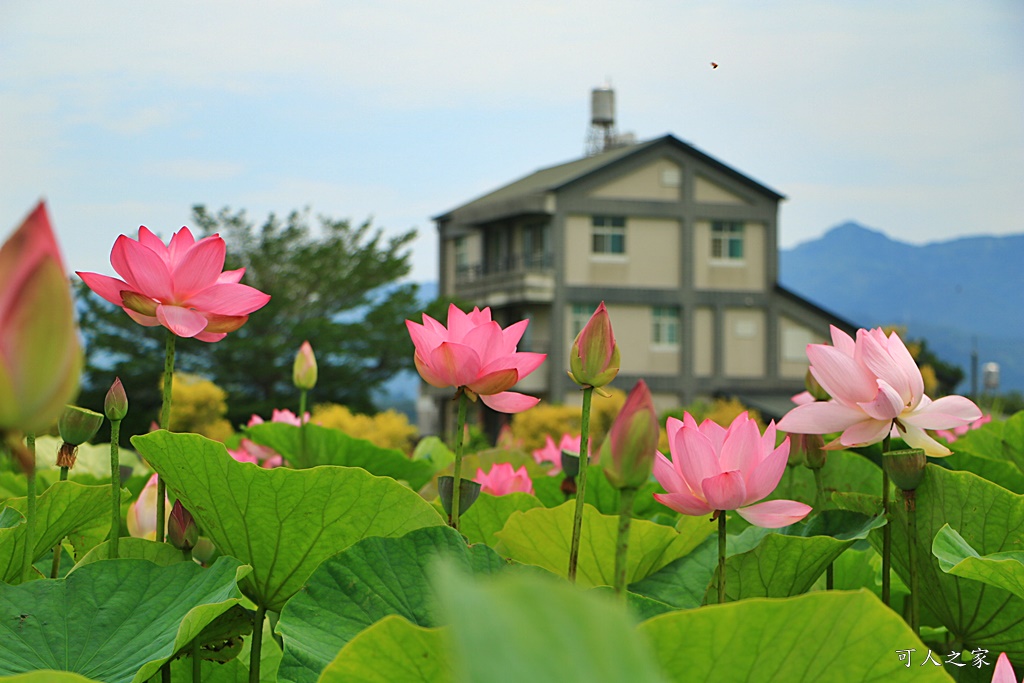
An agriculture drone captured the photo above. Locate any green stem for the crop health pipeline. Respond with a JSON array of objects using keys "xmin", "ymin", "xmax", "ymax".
[
  {"xmin": 717, "ymin": 512, "xmax": 727, "ymax": 603},
  {"xmin": 449, "ymin": 392, "xmax": 469, "ymax": 531},
  {"xmin": 109, "ymin": 419, "xmax": 121, "ymax": 559},
  {"xmin": 298, "ymin": 389, "xmax": 308, "ymax": 467},
  {"xmin": 567, "ymin": 386, "xmax": 594, "ymax": 582},
  {"xmin": 906, "ymin": 490, "xmax": 919, "ymax": 634},
  {"xmin": 23, "ymin": 433, "xmax": 36, "ymax": 583},
  {"xmin": 157, "ymin": 330, "xmax": 177, "ymax": 543},
  {"xmin": 881, "ymin": 434, "xmax": 892, "ymax": 607},
  {"xmin": 161, "ymin": 662, "xmax": 171, "ymax": 683},
  {"xmin": 50, "ymin": 466, "xmax": 70, "ymax": 578},
  {"xmin": 249, "ymin": 604, "xmax": 267, "ymax": 683},
  {"xmin": 812, "ymin": 466, "xmax": 826, "ymax": 511},
  {"xmin": 192, "ymin": 637, "xmax": 202, "ymax": 682},
  {"xmin": 826, "ymin": 563, "xmax": 834, "ymax": 590},
  {"xmin": 613, "ymin": 487, "xmax": 638, "ymax": 597}
]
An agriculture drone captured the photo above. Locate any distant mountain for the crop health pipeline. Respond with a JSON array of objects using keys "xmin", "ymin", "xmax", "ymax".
[{"xmin": 780, "ymin": 221, "xmax": 1024, "ymax": 393}]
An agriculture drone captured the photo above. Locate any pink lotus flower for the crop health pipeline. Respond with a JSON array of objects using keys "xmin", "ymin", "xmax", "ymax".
[
  {"xmin": 777, "ymin": 326, "xmax": 982, "ymax": 457},
  {"xmin": 248, "ymin": 409, "xmax": 308, "ymax": 428},
  {"xmin": 232, "ymin": 409, "xmax": 309, "ymax": 468},
  {"xmin": 533, "ymin": 433, "xmax": 592, "ymax": 475},
  {"xmin": 937, "ymin": 413, "xmax": 992, "ymax": 443},
  {"xmin": 653, "ymin": 412, "xmax": 812, "ymax": 528},
  {"xmin": 475, "ymin": 462, "xmax": 534, "ymax": 496},
  {"xmin": 1, "ymin": 202, "xmax": 82, "ymax": 433},
  {"xmin": 992, "ymin": 652, "xmax": 1021, "ymax": 683},
  {"xmin": 126, "ymin": 473, "xmax": 171, "ymax": 540},
  {"xmin": 406, "ymin": 304, "xmax": 545, "ymax": 413},
  {"xmin": 77, "ymin": 226, "xmax": 270, "ymax": 342}
]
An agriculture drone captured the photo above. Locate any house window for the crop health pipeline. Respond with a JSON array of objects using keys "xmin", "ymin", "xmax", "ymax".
[
  {"xmin": 711, "ymin": 221, "xmax": 744, "ymax": 260},
  {"xmin": 571, "ymin": 304, "xmax": 597, "ymax": 338},
  {"xmin": 592, "ymin": 216, "xmax": 626, "ymax": 255},
  {"xmin": 652, "ymin": 306, "xmax": 680, "ymax": 347},
  {"xmin": 453, "ymin": 236, "xmax": 468, "ymax": 271}
]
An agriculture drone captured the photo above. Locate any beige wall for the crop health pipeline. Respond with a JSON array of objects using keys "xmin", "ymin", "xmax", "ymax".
[
  {"xmin": 589, "ymin": 159, "xmax": 682, "ymax": 201},
  {"xmin": 694, "ymin": 174, "xmax": 748, "ymax": 204},
  {"xmin": 693, "ymin": 220, "xmax": 766, "ymax": 291},
  {"xmin": 564, "ymin": 303, "xmax": 679, "ymax": 377},
  {"xmin": 693, "ymin": 307, "xmax": 714, "ymax": 377},
  {"xmin": 565, "ymin": 215, "xmax": 680, "ymax": 288},
  {"xmin": 778, "ymin": 316, "xmax": 824, "ymax": 379},
  {"xmin": 723, "ymin": 308, "xmax": 765, "ymax": 377}
]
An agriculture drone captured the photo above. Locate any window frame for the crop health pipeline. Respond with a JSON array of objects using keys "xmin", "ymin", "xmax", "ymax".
[
  {"xmin": 591, "ymin": 215, "xmax": 627, "ymax": 257},
  {"xmin": 710, "ymin": 221, "xmax": 745, "ymax": 263},
  {"xmin": 651, "ymin": 306, "xmax": 681, "ymax": 349}
]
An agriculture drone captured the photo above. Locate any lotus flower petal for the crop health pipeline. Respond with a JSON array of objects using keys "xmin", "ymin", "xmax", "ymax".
[
  {"xmin": 156, "ymin": 304, "xmax": 209, "ymax": 338},
  {"xmin": 480, "ymin": 391, "xmax": 540, "ymax": 413},
  {"xmin": 653, "ymin": 490, "xmax": 714, "ymax": 517},
  {"xmin": 736, "ymin": 499, "xmax": 812, "ymax": 528}
]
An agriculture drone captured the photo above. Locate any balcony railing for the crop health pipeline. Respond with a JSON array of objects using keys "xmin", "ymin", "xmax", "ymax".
[{"xmin": 454, "ymin": 253, "xmax": 556, "ymax": 304}]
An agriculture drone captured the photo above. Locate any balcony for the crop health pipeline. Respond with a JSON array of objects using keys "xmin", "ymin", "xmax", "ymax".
[{"xmin": 454, "ymin": 253, "xmax": 556, "ymax": 306}]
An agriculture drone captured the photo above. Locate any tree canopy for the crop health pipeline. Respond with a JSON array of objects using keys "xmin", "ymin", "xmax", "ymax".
[{"xmin": 75, "ymin": 206, "xmax": 421, "ymax": 439}]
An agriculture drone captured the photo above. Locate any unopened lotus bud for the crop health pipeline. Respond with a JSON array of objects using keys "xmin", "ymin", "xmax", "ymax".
[
  {"xmin": 602, "ymin": 380, "xmax": 659, "ymax": 490},
  {"xmin": 167, "ymin": 500, "xmax": 199, "ymax": 551},
  {"xmin": 104, "ymin": 377, "xmax": 128, "ymax": 421},
  {"xmin": 293, "ymin": 340, "xmax": 318, "ymax": 390},
  {"xmin": 568, "ymin": 302, "xmax": 620, "ymax": 389},
  {"xmin": 883, "ymin": 448, "xmax": 927, "ymax": 491},
  {"xmin": 796, "ymin": 433, "xmax": 826, "ymax": 470},
  {"xmin": 805, "ymin": 369, "xmax": 830, "ymax": 402}
]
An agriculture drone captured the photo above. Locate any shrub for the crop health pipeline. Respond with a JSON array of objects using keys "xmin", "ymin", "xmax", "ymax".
[{"xmin": 312, "ymin": 403, "xmax": 418, "ymax": 453}]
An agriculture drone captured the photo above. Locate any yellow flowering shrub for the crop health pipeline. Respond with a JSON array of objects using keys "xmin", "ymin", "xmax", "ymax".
[
  {"xmin": 162, "ymin": 373, "xmax": 233, "ymax": 441},
  {"xmin": 509, "ymin": 387, "xmax": 627, "ymax": 452},
  {"xmin": 312, "ymin": 403, "xmax": 418, "ymax": 453}
]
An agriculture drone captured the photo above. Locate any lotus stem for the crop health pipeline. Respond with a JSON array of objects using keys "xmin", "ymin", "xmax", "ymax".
[
  {"xmin": 613, "ymin": 486, "xmax": 637, "ymax": 597},
  {"xmin": 23, "ymin": 433, "xmax": 36, "ymax": 583},
  {"xmin": 905, "ymin": 490, "xmax": 919, "ymax": 634},
  {"xmin": 298, "ymin": 389, "xmax": 308, "ymax": 467},
  {"xmin": 192, "ymin": 634, "xmax": 202, "ymax": 682},
  {"xmin": 881, "ymin": 434, "xmax": 892, "ymax": 607},
  {"xmin": 449, "ymin": 391, "xmax": 469, "ymax": 531},
  {"xmin": 812, "ymin": 466, "xmax": 826, "ymax": 511},
  {"xmin": 157, "ymin": 330, "xmax": 176, "ymax": 543},
  {"xmin": 109, "ymin": 418, "xmax": 121, "ymax": 559},
  {"xmin": 161, "ymin": 662, "xmax": 171, "ymax": 682},
  {"xmin": 826, "ymin": 563, "xmax": 834, "ymax": 590},
  {"xmin": 249, "ymin": 604, "xmax": 267, "ymax": 683},
  {"xmin": 718, "ymin": 511, "xmax": 727, "ymax": 603},
  {"xmin": 50, "ymin": 465, "xmax": 70, "ymax": 578},
  {"xmin": 567, "ymin": 386, "xmax": 594, "ymax": 582}
]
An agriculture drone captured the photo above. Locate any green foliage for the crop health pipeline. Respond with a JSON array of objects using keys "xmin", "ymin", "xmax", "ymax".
[{"xmin": 318, "ymin": 617, "xmax": 449, "ymax": 683}]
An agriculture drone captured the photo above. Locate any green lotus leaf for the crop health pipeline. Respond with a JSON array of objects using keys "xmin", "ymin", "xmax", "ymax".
[
  {"xmin": 950, "ymin": 411, "xmax": 1024, "ymax": 476},
  {"xmin": 458, "ymin": 491, "xmax": 542, "ymax": 547},
  {"xmin": 495, "ymin": 501, "xmax": 713, "ymax": 588},
  {"xmin": 0, "ymin": 673, "xmax": 97, "ymax": 683},
  {"xmin": 73, "ymin": 537, "xmax": 185, "ymax": 568},
  {"xmin": 0, "ymin": 557, "xmax": 248, "ymax": 683},
  {"xmin": 639, "ymin": 589, "xmax": 953, "ymax": 682},
  {"xmin": 878, "ymin": 465, "xmax": 1024, "ymax": 663},
  {"xmin": 435, "ymin": 561, "xmax": 665, "ymax": 683},
  {"xmin": 245, "ymin": 422, "xmax": 436, "ymax": 490},
  {"xmin": 317, "ymin": 616, "xmax": 450, "ymax": 683},
  {"xmin": 933, "ymin": 523, "xmax": 1024, "ymax": 600},
  {"xmin": 0, "ymin": 481, "xmax": 110, "ymax": 583},
  {"xmin": 131, "ymin": 431, "xmax": 444, "ymax": 611},
  {"xmin": 277, "ymin": 525, "xmax": 505, "ymax": 683}
]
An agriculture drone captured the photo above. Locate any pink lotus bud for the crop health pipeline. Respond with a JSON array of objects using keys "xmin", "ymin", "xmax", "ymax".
[
  {"xmin": 293, "ymin": 340, "xmax": 318, "ymax": 390},
  {"xmin": 104, "ymin": 378, "xmax": 129, "ymax": 421},
  {"xmin": 0, "ymin": 202, "xmax": 83, "ymax": 434},
  {"xmin": 569, "ymin": 302, "xmax": 620, "ymax": 389},
  {"xmin": 602, "ymin": 380, "xmax": 659, "ymax": 490},
  {"xmin": 167, "ymin": 499, "xmax": 199, "ymax": 551},
  {"xmin": 126, "ymin": 473, "xmax": 171, "ymax": 540}
]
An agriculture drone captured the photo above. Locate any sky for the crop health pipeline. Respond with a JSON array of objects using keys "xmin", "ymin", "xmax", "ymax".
[{"xmin": 2, "ymin": 1, "xmax": 1022, "ymax": 284}]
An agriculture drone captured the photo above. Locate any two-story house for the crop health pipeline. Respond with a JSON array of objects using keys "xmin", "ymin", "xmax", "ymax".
[{"xmin": 428, "ymin": 134, "xmax": 852, "ymax": 434}]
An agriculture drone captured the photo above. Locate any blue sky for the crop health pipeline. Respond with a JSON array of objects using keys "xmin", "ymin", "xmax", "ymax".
[{"xmin": 2, "ymin": 1, "xmax": 1022, "ymax": 283}]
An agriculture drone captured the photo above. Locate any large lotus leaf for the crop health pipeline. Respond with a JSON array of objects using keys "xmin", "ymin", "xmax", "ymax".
[
  {"xmin": 627, "ymin": 535, "xmax": 718, "ymax": 609},
  {"xmin": 245, "ymin": 422, "xmax": 436, "ymax": 490},
  {"xmin": 434, "ymin": 561, "xmax": 666, "ymax": 683},
  {"xmin": 458, "ymin": 492, "xmax": 542, "ymax": 547},
  {"xmin": 765, "ymin": 449, "xmax": 882, "ymax": 510},
  {"xmin": 951, "ymin": 412, "xmax": 1024, "ymax": 475},
  {"xmin": 132, "ymin": 431, "xmax": 444, "ymax": 611},
  {"xmin": 0, "ymin": 557, "xmax": 248, "ymax": 683},
  {"xmin": 0, "ymin": 481, "xmax": 110, "ymax": 583},
  {"xmin": 317, "ymin": 616, "xmax": 449, "ymax": 683},
  {"xmin": 530, "ymin": 466, "xmax": 667, "ymax": 519},
  {"xmin": 277, "ymin": 525, "xmax": 505, "ymax": 683},
  {"xmin": 495, "ymin": 501, "xmax": 713, "ymax": 588},
  {"xmin": 74, "ymin": 537, "xmax": 185, "ymax": 568},
  {"xmin": 880, "ymin": 465, "xmax": 1024, "ymax": 662},
  {"xmin": 639, "ymin": 589, "xmax": 953, "ymax": 682},
  {"xmin": 0, "ymin": 674, "xmax": 96, "ymax": 683},
  {"xmin": 706, "ymin": 510, "xmax": 887, "ymax": 604},
  {"xmin": 933, "ymin": 523, "xmax": 1024, "ymax": 600}
]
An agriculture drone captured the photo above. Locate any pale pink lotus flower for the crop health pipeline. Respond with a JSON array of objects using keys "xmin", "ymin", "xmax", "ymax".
[
  {"xmin": 777, "ymin": 326, "xmax": 982, "ymax": 457},
  {"xmin": 653, "ymin": 412, "xmax": 812, "ymax": 528},
  {"xmin": 234, "ymin": 409, "xmax": 309, "ymax": 468},
  {"xmin": 937, "ymin": 413, "xmax": 992, "ymax": 443},
  {"xmin": 533, "ymin": 433, "xmax": 593, "ymax": 475},
  {"xmin": 126, "ymin": 473, "xmax": 171, "ymax": 540},
  {"xmin": 475, "ymin": 462, "xmax": 534, "ymax": 496},
  {"xmin": 992, "ymin": 653, "xmax": 1021, "ymax": 683},
  {"xmin": 405, "ymin": 304, "xmax": 545, "ymax": 413},
  {"xmin": 247, "ymin": 409, "xmax": 308, "ymax": 428},
  {"xmin": 77, "ymin": 226, "xmax": 270, "ymax": 342},
  {"xmin": 0, "ymin": 202, "xmax": 82, "ymax": 434}
]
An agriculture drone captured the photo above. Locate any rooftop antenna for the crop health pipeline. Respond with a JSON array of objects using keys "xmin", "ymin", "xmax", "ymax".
[{"xmin": 585, "ymin": 83, "xmax": 618, "ymax": 155}]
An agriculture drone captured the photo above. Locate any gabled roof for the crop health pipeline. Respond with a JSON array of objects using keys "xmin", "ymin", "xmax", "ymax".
[{"xmin": 435, "ymin": 134, "xmax": 785, "ymax": 222}]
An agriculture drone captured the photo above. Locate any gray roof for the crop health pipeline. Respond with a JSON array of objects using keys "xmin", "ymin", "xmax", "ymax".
[{"xmin": 435, "ymin": 134, "xmax": 785, "ymax": 222}]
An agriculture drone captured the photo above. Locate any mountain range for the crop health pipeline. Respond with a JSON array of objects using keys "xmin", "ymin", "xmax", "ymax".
[{"xmin": 779, "ymin": 221, "xmax": 1024, "ymax": 394}]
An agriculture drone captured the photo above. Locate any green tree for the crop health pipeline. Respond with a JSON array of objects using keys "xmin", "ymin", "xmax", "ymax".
[{"xmin": 75, "ymin": 205, "xmax": 422, "ymax": 437}]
